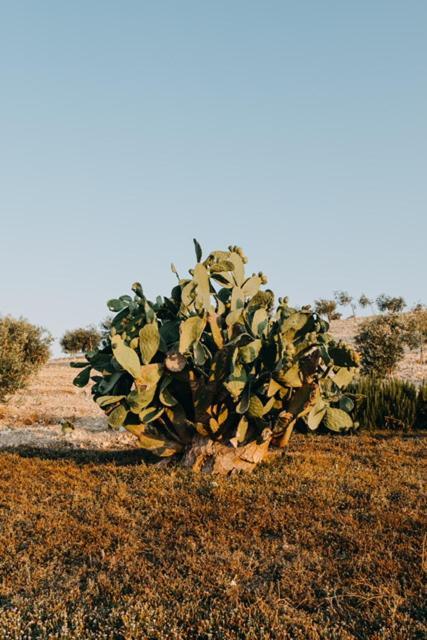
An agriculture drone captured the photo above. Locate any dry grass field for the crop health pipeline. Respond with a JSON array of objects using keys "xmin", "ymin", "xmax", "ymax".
[
  {"xmin": 0, "ymin": 435, "xmax": 425, "ymax": 639},
  {"xmin": 0, "ymin": 318, "xmax": 425, "ymax": 638}
]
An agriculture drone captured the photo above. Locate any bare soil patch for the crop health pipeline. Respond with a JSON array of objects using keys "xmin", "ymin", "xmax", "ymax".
[{"xmin": 0, "ymin": 360, "xmax": 135, "ymax": 452}]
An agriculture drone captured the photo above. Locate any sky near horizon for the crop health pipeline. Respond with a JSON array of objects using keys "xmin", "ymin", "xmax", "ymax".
[{"xmin": 1, "ymin": 1, "xmax": 426, "ymax": 354}]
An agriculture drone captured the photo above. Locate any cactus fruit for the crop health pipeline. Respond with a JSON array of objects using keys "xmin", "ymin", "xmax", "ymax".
[{"xmin": 73, "ymin": 241, "xmax": 359, "ymax": 469}]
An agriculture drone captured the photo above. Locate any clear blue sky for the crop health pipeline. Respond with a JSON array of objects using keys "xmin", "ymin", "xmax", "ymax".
[{"xmin": 1, "ymin": 1, "xmax": 426, "ymax": 354}]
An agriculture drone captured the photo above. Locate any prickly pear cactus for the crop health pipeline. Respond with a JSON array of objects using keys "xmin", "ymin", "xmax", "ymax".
[{"xmin": 72, "ymin": 240, "xmax": 359, "ymax": 472}]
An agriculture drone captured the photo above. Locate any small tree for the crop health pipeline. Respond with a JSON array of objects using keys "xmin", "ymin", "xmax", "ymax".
[
  {"xmin": 334, "ymin": 290, "xmax": 356, "ymax": 317},
  {"xmin": 314, "ymin": 299, "xmax": 341, "ymax": 322},
  {"xmin": 0, "ymin": 316, "xmax": 52, "ymax": 402},
  {"xmin": 355, "ymin": 314, "xmax": 406, "ymax": 377},
  {"xmin": 358, "ymin": 293, "xmax": 374, "ymax": 315},
  {"xmin": 376, "ymin": 294, "xmax": 406, "ymax": 314},
  {"xmin": 60, "ymin": 327, "xmax": 101, "ymax": 355}
]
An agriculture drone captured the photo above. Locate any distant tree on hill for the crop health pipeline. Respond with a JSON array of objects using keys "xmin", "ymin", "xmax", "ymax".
[
  {"xmin": 60, "ymin": 327, "xmax": 101, "ymax": 355},
  {"xmin": 314, "ymin": 299, "xmax": 341, "ymax": 322},
  {"xmin": 358, "ymin": 293, "xmax": 374, "ymax": 315},
  {"xmin": 376, "ymin": 294, "xmax": 406, "ymax": 314},
  {"xmin": 334, "ymin": 290, "xmax": 356, "ymax": 317}
]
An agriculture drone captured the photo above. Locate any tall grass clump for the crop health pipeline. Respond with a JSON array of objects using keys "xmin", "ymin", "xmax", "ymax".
[
  {"xmin": 350, "ymin": 377, "xmax": 426, "ymax": 431},
  {"xmin": 0, "ymin": 316, "xmax": 52, "ymax": 402},
  {"xmin": 415, "ymin": 384, "xmax": 427, "ymax": 429}
]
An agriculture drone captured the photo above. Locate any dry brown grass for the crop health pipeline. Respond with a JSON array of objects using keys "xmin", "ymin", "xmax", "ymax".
[{"xmin": 0, "ymin": 435, "xmax": 425, "ymax": 639}]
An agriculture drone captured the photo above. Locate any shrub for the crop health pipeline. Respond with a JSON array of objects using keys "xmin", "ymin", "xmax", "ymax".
[
  {"xmin": 73, "ymin": 241, "xmax": 359, "ymax": 472},
  {"xmin": 349, "ymin": 377, "xmax": 426, "ymax": 430},
  {"xmin": 402, "ymin": 305, "xmax": 427, "ymax": 363},
  {"xmin": 314, "ymin": 299, "xmax": 341, "ymax": 322},
  {"xmin": 0, "ymin": 316, "xmax": 52, "ymax": 402},
  {"xmin": 355, "ymin": 314, "xmax": 406, "ymax": 377},
  {"xmin": 60, "ymin": 327, "xmax": 101, "ymax": 355}
]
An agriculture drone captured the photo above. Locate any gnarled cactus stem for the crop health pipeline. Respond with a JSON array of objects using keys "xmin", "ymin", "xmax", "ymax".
[{"xmin": 182, "ymin": 431, "xmax": 272, "ymax": 475}]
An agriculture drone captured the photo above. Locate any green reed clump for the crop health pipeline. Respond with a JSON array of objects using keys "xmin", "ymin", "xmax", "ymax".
[{"xmin": 349, "ymin": 377, "xmax": 426, "ymax": 431}]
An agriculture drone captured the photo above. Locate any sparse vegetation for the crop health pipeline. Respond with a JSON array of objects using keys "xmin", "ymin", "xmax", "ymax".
[
  {"xmin": 0, "ymin": 316, "xmax": 52, "ymax": 402},
  {"xmin": 60, "ymin": 326, "xmax": 101, "ymax": 355}
]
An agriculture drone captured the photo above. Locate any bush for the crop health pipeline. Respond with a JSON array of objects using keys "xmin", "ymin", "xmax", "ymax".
[
  {"xmin": 350, "ymin": 377, "xmax": 426, "ymax": 430},
  {"xmin": 73, "ymin": 241, "xmax": 359, "ymax": 471},
  {"xmin": 355, "ymin": 314, "xmax": 406, "ymax": 377},
  {"xmin": 0, "ymin": 316, "xmax": 52, "ymax": 402},
  {"xmin": 60, "ymin": 327, "xmax": 101, "ymax": 355},
  {"xmin": 402, "ymin": 305, "xmax": 427, "ymax": 363}
]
